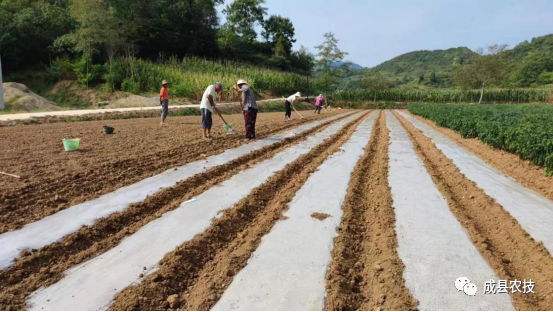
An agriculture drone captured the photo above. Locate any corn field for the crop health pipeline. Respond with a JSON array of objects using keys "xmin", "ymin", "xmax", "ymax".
[
  {"xmin": 333, "ymin": 89, "xmax": 552, "ymax": 103},
  {"xmin": 408, "ymin": 103, "xmax": 553, "ymax": 175},
  {"xmin": 120, "ymin": 57, "xmax": 308, "ymax": 101}
]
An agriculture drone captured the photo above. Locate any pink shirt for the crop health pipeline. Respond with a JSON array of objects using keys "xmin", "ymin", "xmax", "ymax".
[{"xmin": 315, "ymin": 96, "xmax": 324, "ymax": 106}]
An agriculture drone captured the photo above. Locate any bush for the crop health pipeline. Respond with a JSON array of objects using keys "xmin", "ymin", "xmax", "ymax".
[
  {"xmin": 121, "ymin": 78, "xmax": 140, "ymax": 94},
  {"xmin": 73, "ymin": 57, "xmax": 106, "ymax": 85}
]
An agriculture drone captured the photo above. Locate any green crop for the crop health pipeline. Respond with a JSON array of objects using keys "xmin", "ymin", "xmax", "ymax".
[
  {"xmin": 333, "ymin": 89, "xmax": 551, "ymax": 103},
  {"xmin": 408, "ymin": 103, "xmax": 553, "ymax": 175},
  {"xmin": 120, "ymin": 56, "xmax": 307, "ymax": 101}
]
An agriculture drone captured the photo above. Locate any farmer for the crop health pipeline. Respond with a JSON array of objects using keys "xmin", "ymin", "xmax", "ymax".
[
  {"xmin": 314, "ymin": 94, "xmax": 324, "ymax": 114},
  {"xmin": 234, "ymin": 79, "xmax": 258, "ymax": 142},
  {"xmin": 159, "ymin": 80, "xmax": 170, "ymax": 125},
  {"xmin": 284, "ymin": 92, "xmax": 301, "ymax": 120},
  {"xmin": 200, "ymin": 82, "xmax": 223, "ymax": 140}
]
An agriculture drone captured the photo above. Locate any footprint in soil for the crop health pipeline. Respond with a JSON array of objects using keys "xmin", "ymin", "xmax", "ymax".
[{"xmin": 311, "ymin": 212, "xmax": 331, "ymax": 221}]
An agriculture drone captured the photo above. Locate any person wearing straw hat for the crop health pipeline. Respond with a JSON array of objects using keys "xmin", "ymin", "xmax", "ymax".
[
  {"xmin": 159, "ymin": 80, "xmax": 170, "ymax": 125},
  {"xmin": 234, "ymin": 79, "xmax": 258, "ymax": 142},
  {"xmin": 200, "ymin": 82, "xmax": 223, "ymax": 140},
  {"xmin": 284, "ymin": 92, "xmax": 301, "ymax": 120},
  {"xmin": 314, "ymin": 94, "xmax": 325, "ymax": 114}
]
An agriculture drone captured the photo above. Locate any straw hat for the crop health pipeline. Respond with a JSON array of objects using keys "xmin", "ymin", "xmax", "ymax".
[
  {"xmin": 237, "ymin": 79, "xmax": 248, "ymax": 85},
  {"xmin": 161, "ymin": 80, "xmax": 170, "ymax": 86}
]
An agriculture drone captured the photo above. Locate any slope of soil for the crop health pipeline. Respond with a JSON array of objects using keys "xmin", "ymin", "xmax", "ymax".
[
  {"xmin": 3, "ymin": 83, "xmax": 62, "ymax": 111},
  {"xmin": 326, "ymin": 111, "xmax": 417, "ymax": 311},
  {"xmin": 394, "ymin": 111, "xmax": 553, "ymax": 310},
  {"xmin": 108, "ymin": 113, "xmax": 370, "ymax": 311},
  {"xmin": 0, "ymin": 111, "xmax": 344, "ymax": 233},
  {"xmin": 404, "ymin": 110, "xmax": 553, "ymax": 203}
]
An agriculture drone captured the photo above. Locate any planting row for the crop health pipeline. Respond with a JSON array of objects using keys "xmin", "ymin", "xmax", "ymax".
[
  {"xmin": 408, "ymin": 103, "xmax": 553, "ymax": 175},
  {"xmin": 333, "ymin": 89, "xmax": 552, "ymax": 103}
]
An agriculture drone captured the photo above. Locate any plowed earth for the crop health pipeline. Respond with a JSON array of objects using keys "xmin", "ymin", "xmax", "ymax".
[{"xmin": 2, "ymin": 109, "xmax": 553, "ymax": 311}]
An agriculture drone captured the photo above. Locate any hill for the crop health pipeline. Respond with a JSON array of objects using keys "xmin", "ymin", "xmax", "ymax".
[
  {"xmin": 331, "ymin": 61, "xmax": 364, "ymax": 69},
  {"xmin": 505, "ymin": 34, "xmax": 553, "ymax": 87},
  {"xmin": 340, "ymin": 34, "xmax": 553, "ymax": 89},
  {"xmin": 367, "ymin": 47, "xmax": 476, "ymax": 77},
  {"xmin": 340, "ymin": 47, "xmax": 476, "ymax": 89}
]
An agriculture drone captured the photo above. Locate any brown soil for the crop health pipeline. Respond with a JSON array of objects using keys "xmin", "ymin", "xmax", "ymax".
[
  {"xmin": 325, "ymin": 111, "xmax": 417, "ymax": 311},
  {"xmin": 311, "ymin": 212, "xmax": 331, "ymax": 221},
  {"xmin": 0, "ymin": 112, "xmax": 352, "ymax": 311},
  {"xmin": 0, "ymin": 111, "xmax": 345, "ymax": 234},
  {"xmin": 108, "ymin": 112, "xmax": 370, "ymax": 311},
  {"xmin": 394, "ymin": 111, "xmax": 553, "ymax": 310},
  {"xmin": 3, "ymin": 82, "xmax": 62, "ymax": 111},
  {"xmin": 404, "ymin": 110, "xmax": 553, "ymax": 203}
]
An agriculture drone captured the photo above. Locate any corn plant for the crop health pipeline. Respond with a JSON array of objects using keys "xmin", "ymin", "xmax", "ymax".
[{"xmin": 333, "ymin": 89, "xmax": 551, "ymax": 103}]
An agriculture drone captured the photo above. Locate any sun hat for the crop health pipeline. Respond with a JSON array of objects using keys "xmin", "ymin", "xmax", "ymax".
[
  {"xmin": 162, "ymin": 80, "xmax": 170, "ymax": 85},
  {"xmin": 319, "ymin": 94, "xmax": 323, "ymax": 97},
  {"xmin": 294, "ymin": 92, "xmax": 301, "ymax": 98},
  {"xmin": 237, "ymin": 79, "xmax": 248, "ymax": 85}
]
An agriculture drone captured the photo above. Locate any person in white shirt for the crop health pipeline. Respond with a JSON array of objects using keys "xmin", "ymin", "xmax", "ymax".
[
  {"xmin": 284, "ymin": 91, "xmax": 301, "ymax": 120},
  {"xmin": 199, "ymin": 82, "xmax": 223, "ymax": 139}
]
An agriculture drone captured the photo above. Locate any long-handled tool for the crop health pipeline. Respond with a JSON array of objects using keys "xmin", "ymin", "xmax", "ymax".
[
  {"xmin": 0, "ymin": 171, "xmax": 20, "ymax": 178},
  {"xmin": 213, "ymin": 106, "xmax": 233, "ymax": 135}
]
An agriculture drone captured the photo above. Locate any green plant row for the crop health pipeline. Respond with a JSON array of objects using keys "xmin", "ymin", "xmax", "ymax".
[
  {"xmin": 333, "ymin": 89, "xmax": 552, "ymax": 103},
  {"xmin": 54, "ymin": 56, "xmax": 309, "ymax": 100},
  {"xmin": 408, "ymin": 103, "xmax": 553, "ymax": 175}
]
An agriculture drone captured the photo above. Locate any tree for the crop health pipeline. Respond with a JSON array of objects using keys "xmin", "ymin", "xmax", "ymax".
[
  {"xmin": 0, "ymin": 0, "xmax": 74, "ymax": 72},
  {"xmin": 454, "ymin": 44, "xmax": 509, "ymax": 103},
  {"xmin": 362, "ymin": 72, "xmax": 394, "ymax": 102},
  {"xmin": 290, "ymin": 46, "xmax": 315, "ymax": 96},
  {"xmin": 262, "ymin": 15, "xmax": 295, "ymax": 54},
  {"xmin": 223, "ymin": 0, "xmax": 267, "ymax": 43},
  {"xmin": 69, "ymin": 0, "xmax": 123, "ymax": 88},
  {"xmin": 315, "ymin": 32, "xmax": 348, "ymax": 101}
]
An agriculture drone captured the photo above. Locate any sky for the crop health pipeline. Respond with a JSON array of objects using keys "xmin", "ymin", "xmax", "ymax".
[{"xmin": 218, "ymin": 0, "xmax": 553, "ymax": 68}]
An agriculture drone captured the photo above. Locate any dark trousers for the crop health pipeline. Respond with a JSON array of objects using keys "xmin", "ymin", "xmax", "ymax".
[
  {"xmin": 285, "ymin": 100, "xmax": 292, "ymax": 118},
  {"xmin": 243, "ymin": 108, "xmax": 258, "ymax": 139},
  {"xmin": 314, "ymin": 106, "xmax": 322, "ymax": 114}
]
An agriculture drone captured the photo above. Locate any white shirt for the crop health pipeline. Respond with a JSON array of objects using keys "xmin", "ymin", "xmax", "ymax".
[
  {"xmin": 200, "ymin": 85, "xmax": 217, "ymax": 113},
  {"xmin": 286, "ymin": 95, "xmax": 298, "ymax": 103}
]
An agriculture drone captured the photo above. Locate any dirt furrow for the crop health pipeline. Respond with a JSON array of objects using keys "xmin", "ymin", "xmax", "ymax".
[
  {"xmin": 0, "ymin": 113, "xmax": 352, "ymax": 311},
  {"xmin": 394, "ymin": 111, "xmax": 553, "ymax": 310},
  {"xmin": 108, "ymin": 112, "xmax": 372, "ymax": 311},
  {"xmin": 404, "ymin": 110, "xmax": 553, "ymax": 203},
  {"xmin": 325, "ymin": 111, "xmax": 417, "ymax": 311},
  {"xmin": 0, "ymin": 112, "xmax": 341, "ymax": 234}
]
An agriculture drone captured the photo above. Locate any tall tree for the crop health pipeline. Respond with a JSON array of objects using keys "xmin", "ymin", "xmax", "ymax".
[
  {"xmin": 69, "ymin": 0, "xmax": 122, "ymax": 87},
  {"xmin": 223, "ymin": 0, "xmax": 267, "ymax": 43},
  {"xmin": 0, "ymin": 0, "xmax": 74, "ymax": 72},
  {"xmin": 262, "ymin": 15, "xmax": 295, "ymax": 54},
  {"xmin": 454, "ymin": 44, "xmax": 509, "ymax": 103},
  {"xmin": 315, "ymin": 32, "xmax": 348, "ymax": 100}
]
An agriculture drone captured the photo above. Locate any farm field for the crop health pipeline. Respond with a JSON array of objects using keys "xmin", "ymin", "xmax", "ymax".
[{"xmin": 1, "ymin": 108, "xmax": 553, "ymax": 311}]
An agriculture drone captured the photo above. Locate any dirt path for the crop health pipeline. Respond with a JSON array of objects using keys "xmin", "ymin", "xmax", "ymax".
[
  {"xmin": 325, "ymin": 111, "xmax": 417, "ymax": 311},
  {"xmin": 0, "ymin": 111, "xmax": 343, "ymax": 233}
]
